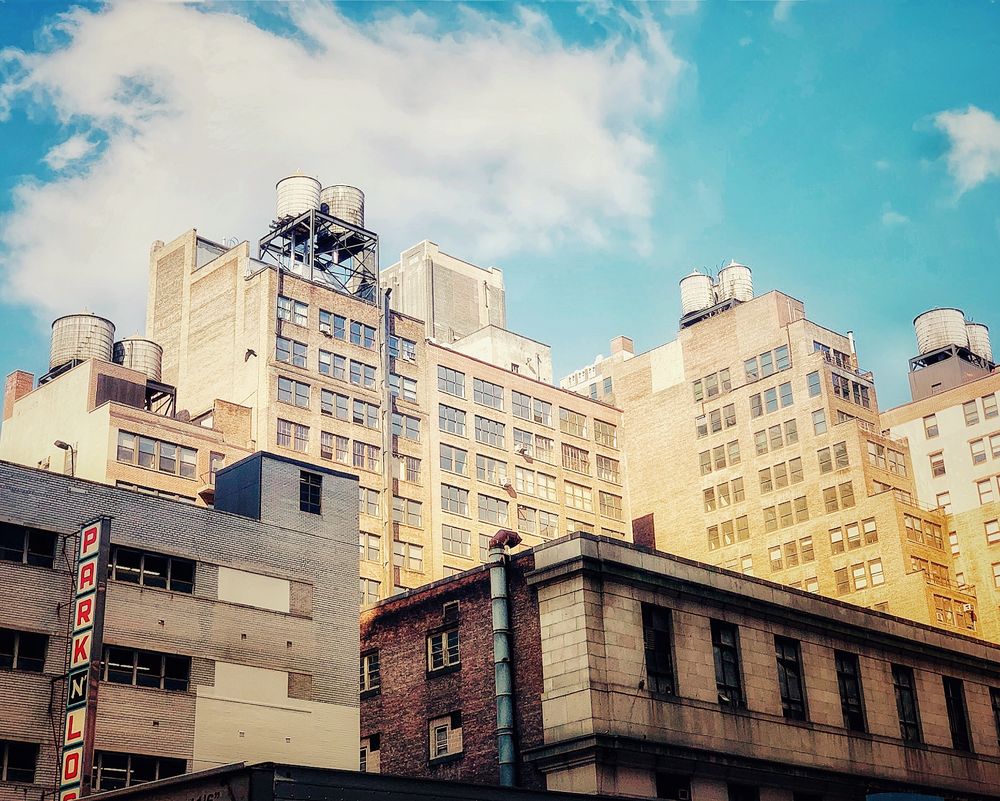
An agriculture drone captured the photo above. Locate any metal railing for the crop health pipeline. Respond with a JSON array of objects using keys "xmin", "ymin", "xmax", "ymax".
[{"xmin": 906, "ymin": 569, "xmax": 977, "ymax": 597}]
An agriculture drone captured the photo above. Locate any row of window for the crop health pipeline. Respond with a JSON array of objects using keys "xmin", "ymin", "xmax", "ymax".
[
  {"xmin": 699, "ymin": 440, "xmax": 741, "ymax": 475},
  {"xmin": 704, "ymin": 478, "xmax": 745, "ymax": 511},
  {"xmin": 749, "ymin": 381, "xmax": 794, "ymax": 419},
  {"xmin": 116, "ymin": 432, "xmax": 199, "ymax": 479},
  {"xmin": 744, "ymin": 345, "xmax": 791, "ymax": 382},
  {"xmin": 768, "ymin": 535, "xmax": 815, "ymax": 572},
  {"xmin": 831, "ymin": 372, "xmax": 872, "ymax": 409},
  {"xmin": 278, "ymin": 296, "xmax": 378, "ymax": 350},
  {"xmin": 903, "ymin": 514, "xmax": 945, "ymax": 549}
]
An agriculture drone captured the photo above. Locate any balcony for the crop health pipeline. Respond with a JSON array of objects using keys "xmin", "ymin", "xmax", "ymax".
[
  {"xmin": 820, "ymin": 351, "xmax": 874, "ymax": 383},
  {"xmin": 907, "ymin": 569, "xmax": 977, "ymax": 598}
]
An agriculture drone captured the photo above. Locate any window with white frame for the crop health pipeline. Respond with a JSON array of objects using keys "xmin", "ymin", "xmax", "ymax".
[
  {"xmin": 474, "ymin": 416, "xmax": 505, "ymax": 448},
  {"xmin": 439, "ymin": 405, "xmax": 466, "ymax": 436},
  {"xmin": 564, "ymin": 482, "xmax": 593, "ymax": 512},
  {"xmin": 275, "ymin": 336, "xmax": 307, "ymax": 367},
  {"xmin": 277, "ymin": 296, "xmax": 307, "ymax": 326},
  {"xmin": 473, "ymin": 378, "xmax": 504, "ymax": 410},
  {"xmin": 441, "ymin": 484, "xmax": 470, "ymax": 516},
  {"xmin": 440, "ymin": 443, "xmax": 468, "ymax": 476},
  {"xmin": 442, "ymin": 525, "xmax": 471, "ymax": 557},
  {"xmin": 437, "ymin": 366, "xmax": 465, "ymax": 398}
]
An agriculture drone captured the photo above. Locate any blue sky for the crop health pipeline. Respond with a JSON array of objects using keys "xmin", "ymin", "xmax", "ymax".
[{"xmin": 0, "ymin": 0, "xmax": 998, "ymax": 410}]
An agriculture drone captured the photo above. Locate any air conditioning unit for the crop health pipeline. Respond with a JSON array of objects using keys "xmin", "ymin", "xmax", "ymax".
[
  {"xmin": 962, "ymin": 603, "xmax": 973, "ymax": 612},
  {"xmin": 319, "ymin": 322, "xmax": 332, "ymax": 336}
]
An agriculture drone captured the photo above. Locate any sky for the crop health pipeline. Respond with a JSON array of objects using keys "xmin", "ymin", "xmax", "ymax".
[{"xmin": 0, "ymin": 0, "xmax": 998, "ymax": 411}]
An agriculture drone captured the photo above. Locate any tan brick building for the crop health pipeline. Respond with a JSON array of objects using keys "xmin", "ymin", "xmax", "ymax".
[
  {"xmin": 564, "ymin": 281, "xmax": 977, "ymax": 636},
  {"xmin": 0, "ymin": 453, "xmax": 360, "ymax": 801},
  {"xmin": 361, "ymin": 531, "xmax": 1000, "ymax": 800}
]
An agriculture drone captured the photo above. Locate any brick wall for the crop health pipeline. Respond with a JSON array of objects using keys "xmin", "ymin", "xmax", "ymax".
[{"xmin": 360, "ymin": 551, "xmax": 545, "ymax": 789}]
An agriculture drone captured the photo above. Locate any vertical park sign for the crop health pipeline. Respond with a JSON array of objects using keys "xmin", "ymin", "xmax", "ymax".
[{"xmin": 60, "ymin": 517, "xmax": 111, "ymax": 801}]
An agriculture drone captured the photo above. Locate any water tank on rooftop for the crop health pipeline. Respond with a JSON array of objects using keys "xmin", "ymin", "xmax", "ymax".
[
  {"xmin": 679, "ymin": 271, "xmax": 715, "ymax": 314},
  {"xmin": 966, "ymin": 322, "xmax": 993, "ymax": 363},
  {"xmin": 50, "ymin": 313, "xmax": 115, "ymax": 370},
  {"xmin": 717, "ymin": 261, "xmax": 753, "ymax": 302},
  {"xmin": 276, "ymin": 173, "xmax": 321, "ymax": 219},
  {"xmin": 113, "ymin": 337, "xmax": 163, "ymax": 382},
  {"xmin": 320, "ymin": 185, "xmax": 365, "ymax": 228},
  {"xmin": 914, "ymin": 308, "xmax": 968, "ymax": 354}
]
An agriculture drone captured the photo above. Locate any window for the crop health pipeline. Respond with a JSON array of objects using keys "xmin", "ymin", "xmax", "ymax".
[
  {"xmin": 360, "ymin": 651, "xmax": 381, "ymax": 694},
  {"xmin": 438, "ymin": 366, "xmax": 465, "ymax": 398},
  {"xmin": 350, "ymin": 441, "xmax": 379, "ymax": 472},
  {"xmin": 775, "ymin": 637, "xmax": 807, "ymax": 721},
  {"xmin": 441, "ymin": 484, "xmax": 470, "ymax": 516},
  {"xmin": 117, "ymin": 432, "xmax": 197, "ymax": 478},
  {"xmin": 642, "ymin": 605, "xmax": 675, "ymax": 695},
  {"xmin": 442, "ymin": 525, "xmax": 472, "ymax": 558},
  {"xmin": 393, "ymin": 541, "xmax": 424, "ymax": 573},
  {"xmin": 532, "ymin": 398, "xmax": 553, "ymax": 426},
  {"xmin": 109, "ymin": 547, "xmax": 194, "ymax": 593},
  {"xmin": 0, "ymin": 740, "xmax": 38, "ymax": 784},
  {"xmin": 439, "ymin": 405, "xmax": 466, "ymax": 436},
  {"xmin": 595, "ymin": 420, "xmax": 618, "ymax": 448},
  {"xmin": 835, "ymin": 651, "xmax": 866, "ymax": 732},
  {"xmin": 388, "ymin": 334, "xmax": 416, "ymax": 361},
  {"xmin": 473, "ymin": 378, "xmax": 504, "ymax": 410},
  {"xmin": 923, "ymin": 414, "xmax": 939, "ymax": 438},
  {"xmin": 428, "ymin": 713, "xmax": 462, "ymax": 760},
  {"xmin": 984, "ymin": 394, "xmax": 999, "ymax": 419},
  {"xmin": 978, "ymin": 479, "xmax": 995, "ymax": 505},
  {"xmin": 517, "ymin": 505, "xmax": 536, "ymax": 534},
  {"xmin": 0, "ymin": 523, "xmax": 54, "ymax": 570},
  {"xmin": 988, "ymin": 519, "xmax": 1000, "ymax": 545},
  {"xmin": 478, "ymin": 494, "xmax": 509, "ymax": 526},
  {"xmin": 295, "ymin": 470, "xmax": 322, "ymax": 514},
  {"xmin": 929, "ymin": 451, "xmax": 946, "ymax": 477},
  {"xmin": 562, "ymin": 443, "xmax": 590, "ymax": 474},
  {"xmin": 277, "ymin": 295, "xmax": 307, "ymax": 326},
  {"xmin": 319, "ymin": 310, "xmax": 346, "ymax": 339},
  {"xmin": 559, "ymin": 408, "xmax": 588, "ymax": 438},
  {"xmin": 352, "ymin": 400, "xmax": 379, "ymax": 429},
  {"xmin": 276, "ymin": 419, "xmax": 309, "ymax": 452},
  {"xmin": 389, "ymin": 373, "xmax": 417, "ymax": 403},
  {"xmin": 94, "ymin": 752, "xmax": 185, "ymax": 791},
  {"xmin": 359, "ymin": 487, "xmax": 379, "ymax": 517},
  {"xmin": 943, "ymin": 677, "xmax": 972, "ymax": 752},
  {"xmin": 599, "ymin": 492, "xmax": 623, "ymax": 521},
  {"xmin": 539, "ymin": 510, "xmax": 559, "ymax": 538},
  {"xmin": 711, "ymin": 620, "xmax": 744, "ymax": 708},
  {"xmin": 103, "ymin": 646, "xmax": 190, "ymax": 691},
  {"xmin": 891, "ymin": 665, "xmax": 922, "ymax": 744},
  {"xmin": 512, "ymin": 391, "xmax": 531, "ymax": 420},
  {"xmin": 275, "ymin": 336, "xmax": 307, "ymax": 367},
  {"xmin": 350, "ymin": 321, "xmax": 376, "ymax": 349},
  {"xmin": 349, "ymin": 360, "xmax": 376, "ymax": 389},
  {"xmin": 389, "ymin": 413, "xmax": 419, "ymax": 443},
  {"xmin": 971, "ymin": 438, "xmax": 988, "ymax": 465},
  {"xmin": 359, "ymin": 532, "xmax": 380, "ymax": 563},
  {"xmin": 392, "ymin": 497, "xmax": 422, "ymax": 527},
  {"xmin": 0, "ymin": 629, "xmax": 46, "ymax": 672},
  {"xmin": 596, "ymin": 455, "xmax": 621, "ymax": 484},
  {"xmin": 428, "ymin": 629, "xmax": 460, "ymax": 671},
  {"xmin": 360, "ymin": 577, "xmax": 380, "ymax": 606},
  {"xmin": 472, "ymin": 416, "xmax": 503, "ymax": 449},
  {"xmin": 812, "ymin": 409, "xmax": 827, "ymax": 434},
  {"xmin": 277, "ymin": 377, "xmax": 310, "ymax": 408},
  {"xmin": 320, "ymin": 351, "xmax": 347, "ymax": 381},
  {"xmin": 807, "ymin": 371, "xmax": 821, "ymax": 397},
  {"xmin": 963, "ymin": 400, "xmax": 980, "ymax": 427},
  {"xmin": 564, "ymin": 482, "xmax": 593, "ymax": 512}
]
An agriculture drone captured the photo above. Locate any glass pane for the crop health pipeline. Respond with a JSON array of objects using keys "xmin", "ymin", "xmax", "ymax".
[
  {"xmin": 98, "ymin": 753, "xmax": 129, "ymax": 791},
  {"xmin": 105, "ymin": 648, "xmax": 135, "ymax": 684},
  {"xmin": 135, "ymin": 650, "xmax": 163, "ymax": 688},
  {"xmin": 142, "ymin": 554, "xmax": 169, "ymax": 589},
  {"xmin": 130, "ymin": 755, "xmax": 159, "ymax": 786},
  {"xmin": 26, "ymin": 530, "xmax": 57, "ymax": 568},
  {"xmin": 114, "ymin": 548, "xmax": 143, "ymax": 584},
  {"xmin": 170, "ymin": 559, "xmax": 195, "ymax": 593}
]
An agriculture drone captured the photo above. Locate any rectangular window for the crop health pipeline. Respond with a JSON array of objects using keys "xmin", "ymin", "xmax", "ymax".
[
  {"xmin": 0, "ymin": 740, "xmax": 38, "ymax": 784},
  {"xmin": 564, "ymin": 482, "xmax": 593, "ymax": 512},
  {"xmin": 353, "ymin": 399, "xmax": 379, "ymax": 429},
  {"xmin": 319, "ymin": 310, "xmax": 346, "ymax": 339},
  {"xmin": 532, "ymin": 398, "xmax": 553, "ymax": 426},
  {"xmin": 438, "ymin": 366, "xmax": 465, "ymax": 397},
  {"xmin": 109, "ymin": 546, "xmax": 194, "ymax": 593},
  {"xmin": 930, "ymin": 451, "xmax": 946, "ymax": 477},
  {"xmin": 391, "ymin": 412, "xmax": 420, "ymax": 442},
  {"xmin": 442, "ymin": 525, "xmax": 472, "ymax": 558},
  {"xmin": 984, "ymin": 394, "xmax": 999, "ymax": 420},
  {"xmin": 473, "ymin": 378, "xmax": 504, "ymax": 410},
  {"xmin": 892, "ymin": 665, "xmax": 922, "ymax": 744},
  {"xmin": 963, "ymin": 400, "xmax": 980, "ymax": 427},
  {"xmin": 440, "ymin": 443, "xmax": 468, "ymax": 476},
  {"xmin": 943, "ymin": 676, "xmax": 973, "ymax": 752},
  {"xmin": 971, "ymin": 439, "xmax": 987, "ymax": 465},
  {"xmin": 94, "ymin": 751, "xmax": 185, "ymax": 791},
  {"xmin": 596, "ymin": 455, "xmax": 621, "ymax": 484},
  {"xmin": 275, "ymin": 336, "xmax": 307, "ymax": 367},
  {"xmin": 439, "ymin": 405, "xmax": 467, "ymax": 436},
  {"xmin": 428, "ymin": 713, "xmax": 462, "ymax": 760},
  {"xmin": 539, "ymin": 510, "xmax": 559, "ymax": 538},
  {"xmin": 277, "ymin": 295, "xmax": 307, "ymax": 326},
  {"xmin": 349, "ymin": 361, "xmax": 376, "ymax": 389},
  {"xmin": 277, "ymin": 376, "xmax": 310, "ymax": 408},
  {"xmin": 924, "ymin": 414, "xmax": 939, "ymax": 438},
  {"xmin": 359, "ymin": 487, "xmax": 379, "ymax": 517},
  {"xmin": 812, "ymin": 409, "xmax": 827, "ymax": 434},
  {"xmin": 562, "ymin": 443, "xmax": 590, "ymax": 474},
  {"xmin": 642, "ymin": 605, "xmax": 675, "ymax": 695},
  {"xmin": 360, "ymin": 650, "xmax": 381, "ymax": 695},
  {"xmin": 388, "ymin": 334, "xmax": 416, "ymax": 361},
  {"xmin": 559, "ymin": 408, "xmax": 588, "ymax": 438},
  {"xmin": 350, "ymin": 321, "xmax": 376, "ymax": 349},
  {"xmin": 360, "ymin": 577, "xmax": 380, "ymax": 606},
  {"xmin": 0, "ymin": 628, "xmax": 47, "ymax": 672},
  {"xmin": 594, "ymin": 420, "xmax": 618, "ymax": 448},
  {"xmin": 835, "ymin": 651, "xmax": 866, "ymax": 732},
  {"xmin": 393, "ymin": 541, "xmax": 424, "ymax": 573},
  {"xmin": 392, "ymin": 496, "xmax": 422, "ymax": 527},
  {"xmin": 359, "ymin": 531, "xmax": 380, "ymax": 563},
  {"xmin": 427, "ymin": 629, "xmax": 460, "ymax": 671},
  {"xmin": 599, "ymin": 492, "xmax": 623, "ymax": 521},
  {"xmin": 103, "ymin": 646, "xmax": 191, "ymax": 691},
  {"xmin": 389, "ymin": 373, "xmax": 417, "ymax": 403},
  {"xmin": 478, "ymin": 494, "xmax": 509, "ymax": 526},
  {"xmin": 807, "ymin": 371, "xmax": 821, "ymax": 397},
  {"xmin": 475, "ymin": 416, "xmax": 505, "ymax": 448},
  {"xmin": 711, "ymin": 620, "xmax": 744, "ymax": 708},
  {"xmin": 537, "ymin": 473, "xmax": 557, "ymax": 501},
  {"xmin": 987, "ymin": 519, "xmax": 1000, "ymax": 545},
  {"xmin": 775, "ymin": 637, "xmax": 807, "ymax": 721},
  {"xmin": 512, "ymin": 391, "xmax": 531, "ymax": 420},
  {"xmin": 441, "ymin": 484, "xmax": 470, "ymax": 516}
]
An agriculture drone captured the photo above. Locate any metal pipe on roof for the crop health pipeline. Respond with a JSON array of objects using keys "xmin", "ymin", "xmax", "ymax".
[{"xmin": 488, "ymin": 528, "xmax": 522, "ymax": 787}]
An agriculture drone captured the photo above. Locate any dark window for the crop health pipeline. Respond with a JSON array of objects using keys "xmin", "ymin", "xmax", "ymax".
[
  {"xmin": 728, "ymin": 784, "xmax": 759, "ymax": 801},
  {"xmin": 300, "ymin": 470, "xmax": 322, "ymax": 514},
  {"xmin": 0, "ymin": 629, "xmax": 47, "ymax": 672},
  {"xmin": 891, "ymin": 664, "xmax": 922, "ymax": 744},
  {"xmin": 0, "ymin": 523, "xmax": 57, "ymax": 568},
  {"xmin": 656, "ymin": 774, "xmax": 691, "ymax": 800},
  {"xmin": 943, "ymin": 676, "xmax": 973, "ymax": 752},
  {"xmin": 109, "ymin": 547, "xmax": 195, "ymax": 594},
  {"xmin": 94, "ymin": 751, "xmax": 185, "ymax": 791},
  {"xmin": 775, "ymin": 636, "xmax": 807, "ymax": 721},
  {"xmin": 711, "ymin": 620, "xmax": 744, "ymax": 708},
  {"xmin": 641, "ymin": 604, "xmax": 675, "ymax": 695},
  {"xmin": 102, "ymin": 647, "xmax": 190, "ymax": 691},
  {"xmin": 428, "ymin": 629, "xmax": 460, "ymax": 671},
  {"xmin": 834, "ymin": 651, "xmax": 866, "ymax": 732},
  {"xmin": 990, "ymin": 688, "xmax": 1000, "ymax": 748},
  {"xmin": 0, "ymin": 740, "xmax": 38, "ymax": 783},
  {"xmin": 360, "ymin": 651, "xmax": 381, "ymax": 695}
]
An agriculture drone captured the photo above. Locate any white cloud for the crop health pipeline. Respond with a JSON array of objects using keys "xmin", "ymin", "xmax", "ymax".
[
  {"xmin": 933, "ymin": 105, "xmax": 1000, "ymax": 194},
  {"xmin": 738, "ymin": 36, "xmax": 752, "ymax": 47},
  {"xmin": 0, "ymin": 2, "xmax": 684, "ymax": 332},
  {"xmin": 42, "ymin": 134, "xmax": 97, "ymax": 170},
  {"xmin": 881, "ymin": 204, "xmax": 910, "ymax": 227},
  {"xmin": 874, "ymin": 159, "xmax": 890, "ymax": 171},
  {"xmin": 664, "ymin": 1, "xmax": 701, "ymax": 16},
  {"xmin": 773, "ymin": 0, "xmax": 795, "ymax": 22}
]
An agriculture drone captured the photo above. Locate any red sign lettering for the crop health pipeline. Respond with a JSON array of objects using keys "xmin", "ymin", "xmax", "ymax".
[
  {"xmin": 75, "ymin": 597, "xmax": 93, "ymax": 629},
  {"xmin": 62, "ymin": 749, "xmax": 81, "ymax": 782},
  {"xmin": 71, "ymin": 632, "xmax": 91, "ymax": 667},
  {"xmin": 81, "ymin": 525, "xmax": 99, "ymax": 557},
  {"xmin": 61, "ymin": 790, "xmax": 80, "ymax": 801},
  {"xmin": 65, "ymin": 708, "xmax": 86, "ymax": 744},
  {"xmin": 78, "ymin": 560, "xmax": 96, "ymax": 592}
]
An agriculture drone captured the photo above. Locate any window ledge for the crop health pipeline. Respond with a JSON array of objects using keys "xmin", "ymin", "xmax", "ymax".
[
  {"xmin": 360, "ymin": 688, "xmax": 381, "ymax": 701},
  {"xmin": 426, "ymin": 663, "xmax": 461, "ymax": 679},
  {"xmin": 429, "ymin": 752, "xmax": 464, "ymax": 767}
]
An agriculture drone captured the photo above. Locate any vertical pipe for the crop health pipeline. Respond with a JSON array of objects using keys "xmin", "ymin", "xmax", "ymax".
[
  {"xmin": 489, "ymin": 530, "xmax": 521, "ymax": 787},
  {"xmin": 380, "ymin": 288, "xmax": 393, "ymax": 598}
]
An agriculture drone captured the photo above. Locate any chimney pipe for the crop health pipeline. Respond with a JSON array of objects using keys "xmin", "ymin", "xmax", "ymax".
[{"xmin": 488, "ymin": 528, "xmax": 521, "ymax": 787}]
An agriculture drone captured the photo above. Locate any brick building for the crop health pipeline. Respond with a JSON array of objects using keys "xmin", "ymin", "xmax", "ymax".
[
  {"xmin": 0, "ymin": 452, "xmax": 359, "ymax": 801},
  {"xmin": 562, "ymin": 271, "xmax": 977, "ymax": 637},
  {"xmin": 361, "ymin": 532, "xmax": 1000, "ymax": 801}
]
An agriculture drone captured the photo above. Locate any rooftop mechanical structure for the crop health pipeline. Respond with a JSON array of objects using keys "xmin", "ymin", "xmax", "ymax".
[{"xmin": 258, "ymin": 174, "xmax": 378, "ymax": 305}]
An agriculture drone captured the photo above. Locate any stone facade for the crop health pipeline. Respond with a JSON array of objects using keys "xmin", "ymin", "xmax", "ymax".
[
  {"xmin": 0, "ymin": 454, "xmax": 359, "ymax": 801},
  {"xmin": 361, "ymin": 532, "xmax": 1000, "ymax": 801}
]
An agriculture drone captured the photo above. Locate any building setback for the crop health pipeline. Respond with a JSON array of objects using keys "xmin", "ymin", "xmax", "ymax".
[
  {"xmin": 0, "ymin": 453, "xmax": 359, "ymax": 801},
  {"xmin": 361, "ymin": 532, "xmax": 1000, "ymax": 801}
]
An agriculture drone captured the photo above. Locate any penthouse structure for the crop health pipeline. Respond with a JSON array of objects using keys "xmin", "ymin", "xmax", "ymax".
[
  {"xmin": 563, "ymin": 265, "xmax": 976, "ymax": 637},
  {"xmin": 0, "ymin": 453, "xmax": 360, "ymax": 801}
]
